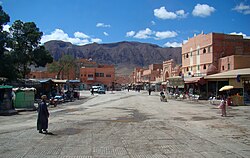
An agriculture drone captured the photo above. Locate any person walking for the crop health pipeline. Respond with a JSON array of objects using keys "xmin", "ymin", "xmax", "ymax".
[
  {"xmin": 148, "ymin": 88, "xmax": 152, "ymax": 95},
  {"xmin": 37, "ymin": 95, "xmax": 50, "ymax": 134},
  {"xmin": 91, "ymin": 88, "xmax": 94, "ymax": 95},
  {"xmin": 219, "ymin": 98, "xmax": 227, "ymax": 117}
]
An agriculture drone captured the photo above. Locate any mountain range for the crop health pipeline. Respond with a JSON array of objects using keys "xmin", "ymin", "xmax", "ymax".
[{"xmin": 44, "ymin": 41, "xmax": 182, "ymax": 75}]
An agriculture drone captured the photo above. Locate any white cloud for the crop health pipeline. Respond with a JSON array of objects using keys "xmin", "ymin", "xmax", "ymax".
[
  {"xmin": 126, "ymin": 31, "xmax": 136, "ymax": 37},
  {"xmin": 232, "ymin": 3, "xmax": 250, "ymax": 15},
  {"xmin": 134, "ymin": 28, "xmax": 153, "ymax": 39},
  {"xmin": 155, "ymin": 31, "xmax": 177, "ymax": 40},
  {"xmin": 176, "ymin": 10, "xmax": 188, "ymax": 18},
  {"xmin": 154, "ymin": 6, "xmax": 188, "ymax": 19},
  {"xmin": 41, "ymin": 29, "xmax": 102, "ymax": 45},
  {"xmin": 91, "ymin": 38, "xmax": 102, "ymax": 43},
  {"xmin": 163, "ymin": 42, "xmax": 182, "ymax": 47},
  {"xmin": 192, "ymin": 4, "xmax": 215, "ymax": 17},
  {"xmin": 74, "ymin": 32, "xmax": 90, "ymax": 39},
  {"xmin": 230, "ymin": 32, "xmax": 250, "ymax": 39},
  {"xmin": 103, "ymin": 32, "xmax": 109, "ymax": 36},
  {"xmin": 96, "ymin": 23, "xmax": 111, "ymax": 28},
  {"xmin": 183, "ymin": 40, "xmax": 188, "ymax": 44},
  {"xmin": 3, "ymin": 24, "xmax": 10, "ymax": 32},
  {"xmin": 126, "ymin": 29, "xmax": 178, "ymax": 40},
  {"xmin": 151, "ymin": 21, "xmax": 156, "ymax": 25}
]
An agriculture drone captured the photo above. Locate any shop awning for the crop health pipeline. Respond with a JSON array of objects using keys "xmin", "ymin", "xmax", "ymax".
[
  {"xmin": 205, "ymin": 68, "xmax": 250, "ymax": 79},
  {"xmin": 184, "ymin": 76, "xmax": 205, "ymax": 84},
  {"xmin": 161, "ymin": 82, "xmax": 167, "ymax": 85},
  {"xmin": 52, "ymin": 79, "xmax": 67, "ymax": 84},
  {"xmin": 151, "ymin": 81, "xmax": 162, "ymax": 84},
  {"xmin": 0, "ymin": 85, "xmax": 12, "ymax": 89},
  {"xmin": 39, "ymin": 79, "xmax": 52, "ymax": 83},
  {"xmin": 67, "ymin": 80, "xmax": 81, "ymax": 83}
]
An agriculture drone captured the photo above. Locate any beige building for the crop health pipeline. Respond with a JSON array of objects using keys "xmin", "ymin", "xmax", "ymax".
[{"xmin": 182, "ymin": 32, "xmax": 250, "ymax": 77}]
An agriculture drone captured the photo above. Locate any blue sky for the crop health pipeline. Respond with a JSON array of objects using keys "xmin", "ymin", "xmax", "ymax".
[{"xmin": 1, "ymin": 0, "xmax": 250, "ymax": 47}]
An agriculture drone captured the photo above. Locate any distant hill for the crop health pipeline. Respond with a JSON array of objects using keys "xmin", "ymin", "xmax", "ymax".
[{"xmin": 44, "ymin": 40, "xmax": 182, "ymax": 75}]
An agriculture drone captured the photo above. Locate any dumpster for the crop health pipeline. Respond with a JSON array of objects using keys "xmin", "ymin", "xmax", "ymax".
[
  {"xmin": 0, "ymin": 85, "xmax": 17, "ymax": 115},
  {"xmin": 13, "ymin": 88, "xmax": 36, "ymax": 110}
]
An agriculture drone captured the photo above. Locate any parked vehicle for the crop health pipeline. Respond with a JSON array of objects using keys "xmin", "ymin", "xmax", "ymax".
[
  {"xmin": 97, "ymin": 88, "xmax": 106, "ymax": 94},
  {"xmin": 91, "ymin": 86, "xmax": 102, "ymax": 93}
]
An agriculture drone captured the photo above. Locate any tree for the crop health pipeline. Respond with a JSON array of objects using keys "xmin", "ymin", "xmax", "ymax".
[
  {"xmin": 9, "ymin": 20, "xmax": 53, "ymax": 79},
  {"xmin": 48, "ymin": 55, "xmax": 76, "ymax": 79},
  {"xmin": 0, "ymin": 6, "xmax": 17, "ymax": 80}
]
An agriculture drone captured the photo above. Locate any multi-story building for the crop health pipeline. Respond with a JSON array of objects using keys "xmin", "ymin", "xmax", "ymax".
[
  {"xmin": 141, "ymin": 64, "xmax": 162, "ymax": 82},
  {"xmin": 80, "ymin": 64, "xmax": 115, "ymax": 90},
  {"xmin": 182, "ymin": 32, "xmax": 250, "ymax": 77}
]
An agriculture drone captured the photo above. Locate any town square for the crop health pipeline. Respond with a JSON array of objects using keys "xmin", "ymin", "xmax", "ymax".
[
  {"xmin": 1, "ymin": 1, "xmax": 250, "ymax": 157},
  {"xmin": 0, "ymin": 91, "xmax": 250, "ymax": 157}
]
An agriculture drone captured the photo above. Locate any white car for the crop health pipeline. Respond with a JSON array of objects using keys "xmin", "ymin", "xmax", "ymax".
[{"xmin": 91, "ymin": 86, "xmax": 102, "ymax": 93}]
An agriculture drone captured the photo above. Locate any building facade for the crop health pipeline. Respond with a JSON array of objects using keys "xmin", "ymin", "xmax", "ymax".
[
  {"xmin": 79, "ymin": 64, "xmax": 115, "ymax": 90},
  {"xmin": 182, "ymin": 33, "xmax": 250, "ymax": 77}
]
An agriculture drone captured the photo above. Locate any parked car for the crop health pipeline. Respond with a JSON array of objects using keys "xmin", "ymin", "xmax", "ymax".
[
  {"xmin": 97, "ymin": 88, "xmax": 106, "ymax": 94},
  {"xmin": 91, "ymin": 86, "xmax": 102, "ymax": 93}
]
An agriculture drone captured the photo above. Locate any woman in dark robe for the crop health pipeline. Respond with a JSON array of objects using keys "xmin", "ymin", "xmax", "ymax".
[{"xmin": 37, "ymin": 95, "xmax": 50, "ymax": 134}]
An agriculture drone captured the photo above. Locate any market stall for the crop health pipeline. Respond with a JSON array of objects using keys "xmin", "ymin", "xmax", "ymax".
[{"xmin": 13, "ymin": 87, "xmax": 36, "ymax": 110}]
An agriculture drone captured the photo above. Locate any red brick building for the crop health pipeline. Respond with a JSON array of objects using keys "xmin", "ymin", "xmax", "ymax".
[
  {"xmin": 29, "ymin": 59, "xmax": 115, "ymax": 90},
  {"xmin": 80, "ymin": 64, "xmax": 115, "ymax": 90}
]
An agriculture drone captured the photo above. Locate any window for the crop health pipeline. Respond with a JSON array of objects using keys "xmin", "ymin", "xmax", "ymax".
[
  {"xmin": 186, "ymin": 67, "xmax": 189, "ymax": 71},
  {"xmin": 197, "ymin": 65, "xmax": 200, "ymax": 70},
  {"xmin": 197, "ymin": 49, "xmax": 200, "ymax": 55},
  {"xmin": 106, "ymin": 74, "xmax": 111, "ymax": 77},
  {"xmin": 190, "ymin": 66, "xmax": 193, "ymax": 71},
  {"xmin": 88, "ymin": 74, "xmax": 93, "ymax": 77},
  {"xmin": 228, "ymin": 64, "xmax": 230, "ymax": 70},
  {"xmin": 186, "ymin": 53, "xmax": 189, "ymax": 58},
  {"xmin": 203, "ymin": 48, "xmax": 206, "ymax": 53},
  {"xmin": 203, "ymin": 64, "xmax": 206, "ymax": 70},
  {"xmin": 222, "ymin": 66, "xmax": 225, "ymax": 70},
  {"xmin": 81, "ymin": 74, "xmax": 83, "ymax": 77},
  {"xmin": 95, "ymin": 73, "xmax": 100, "ymax": 77},
  {"xmin": 33, "ymin": 75, "xmax": 36, "ymax": 78},
  {"xmin": 100, "ymin": 73, "xmax": 104, "ymax": 77},
  {"xmin": 190, "ymin": 52, "xmax": 192, "ymax": 57}
]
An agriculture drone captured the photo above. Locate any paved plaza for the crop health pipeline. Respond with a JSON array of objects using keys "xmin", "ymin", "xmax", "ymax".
[{"xmin": 0, "ymin": 91, "xmax": 250, "ymax": 158}]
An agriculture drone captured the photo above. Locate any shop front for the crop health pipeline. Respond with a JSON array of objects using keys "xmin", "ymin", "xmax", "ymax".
[
  {"xmin": 205, "ymin": 68, "xmax": 250, "ymax": 105},
  {"xmin": 167, "ymin": 76, "xmax": 184, "ymax": 95},
  {"xmin": 184, "ymin": 76, "xmax": 207, "ymax": 99}
]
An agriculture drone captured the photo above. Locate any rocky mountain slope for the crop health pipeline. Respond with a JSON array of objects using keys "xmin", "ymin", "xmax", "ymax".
[{"xmin": 44, "ymin": 40, "xmax": 182, "ymax": 75}]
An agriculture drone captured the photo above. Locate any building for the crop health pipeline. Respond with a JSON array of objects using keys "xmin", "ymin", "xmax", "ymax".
[
  {"xmin": 182, "ymin": 32, "xmax": 250, "ymax": 99},
  {"xmin": 182, "ymin": 32, "xmax": 250, "ymax": 77},
  {"xmin": 219, "ymin": 55, "xmax": 250, "ymax": 72},
  {"xmin": 80, "ymin": 64, "xmax": 115, "ymax": 90},
  {"xmin": 161, "ymin": 59, "xmax": 183, "ymax": 92},
  {"xmin": 141, "ymin": 64, "xmax": 162, "ymax": 83}
]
